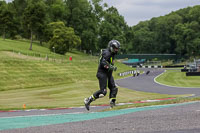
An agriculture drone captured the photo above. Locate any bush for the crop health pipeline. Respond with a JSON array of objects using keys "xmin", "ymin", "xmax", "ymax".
[{"xmin": 14, "ymin": 35, "xmax": 22, "ymax": 40}]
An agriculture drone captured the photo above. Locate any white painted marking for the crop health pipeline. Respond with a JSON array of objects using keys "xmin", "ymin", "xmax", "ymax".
[
  {"xmin": 39, "ymin": 109, "xmax": 46, "ymax": 111},
  {"xmin": 145, "ymin": 100, "xmax": 160, "ymax": 102},
  {"xmin": 117, "ymin": 103, "xmax": 133, "ymax": 105},
  {"xmin": 71, "ymin": 106, "xmax": 85, "ymax": 109}
]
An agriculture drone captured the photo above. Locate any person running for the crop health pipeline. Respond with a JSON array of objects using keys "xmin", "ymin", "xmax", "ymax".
[{"xmin": 84, "ymin": 40, "xmax": 121, "ymax": 111}]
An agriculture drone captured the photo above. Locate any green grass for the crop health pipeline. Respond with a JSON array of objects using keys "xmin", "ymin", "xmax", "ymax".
[
  {"xmin": 0, "ymin": 39, "xmax": 52, "ymax": 57},
  {"xmin": 0, "ymin": 38, "xmax": 193, "ymax": 110},
  {"xmin": 155, "ymin": 70, "xmax": 200, "ymax": 87}
]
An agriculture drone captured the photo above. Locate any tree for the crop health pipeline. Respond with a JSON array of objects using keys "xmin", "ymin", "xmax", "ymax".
[
  {"xmin": 188, "ymin": 5, "xmax": 200, "ymax": 23},
  {"xmin": 0, "ymin": 2, "xmax": 15, "ymax": 40},
  {"xmin": 99, "ymin": 6, "xmax": 128, "ymax": 50},
  {"xmin": 192, "ymin": 38, "xmax": 200, "ymax": 57},
  {"xmin": 65, "ymin": 0, "xmax": 99, "ymax": 53},
  {"xmin": 12, "ymin": 0, "xmax": 28, "ymax": 38},
  {"xmin": 48, "ymin": 21, "xmax": 81, "ymax": 54},
  {"xmin": 13, "ymin": 0, "xmax": 27, "ymax": 17},
  {"xmin": 23, "ymin": 0, "xmax": 46, "ymax": 50},
  {"xmin": 45, "ymin": 0, "xmax": 68, "ymax": 22}
]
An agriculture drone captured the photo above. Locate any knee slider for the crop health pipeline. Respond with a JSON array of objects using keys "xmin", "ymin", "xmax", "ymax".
[
  {"xmin": 99, "ymin": 94, "xmax": 104, "ymax": 98},
  {"xmin": 99, "ymin": 89, "xmax": 107, "ymax": 98}
]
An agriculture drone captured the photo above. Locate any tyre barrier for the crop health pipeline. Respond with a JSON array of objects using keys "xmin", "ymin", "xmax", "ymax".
[
  {"xmin": 186, "ymin": 72, "xmax": 200, "ymax": 76},
  {"xmin": 164, "ymin": 65, "xmax": 184, "ymax": 68},
  {"xmin": 181, "ymin": 69, "xmax": 189, "ymax": 72}
]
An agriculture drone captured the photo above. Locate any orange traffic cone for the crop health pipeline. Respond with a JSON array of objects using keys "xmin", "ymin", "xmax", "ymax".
[{"xmin": 23, "ymin": 104, "xmax": 26, "ymax": 109}]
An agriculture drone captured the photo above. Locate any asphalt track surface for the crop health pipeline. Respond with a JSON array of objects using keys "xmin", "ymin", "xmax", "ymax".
[
  {"xmin": 0, "ymin": 102, "xmax": 200, "ymax": 133},
  {"xmin": 1, "ymin": 68, "xmax": 200, "ymax": 133}
]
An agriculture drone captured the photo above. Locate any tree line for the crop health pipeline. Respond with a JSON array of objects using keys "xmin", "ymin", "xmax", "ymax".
[
  {"xmin": 128, "ymin": 5, "xmax": 200, "ymax": 58},
  {"xmin": 0, "ymin": 0, "xmax": 199, "ymax": 58}
]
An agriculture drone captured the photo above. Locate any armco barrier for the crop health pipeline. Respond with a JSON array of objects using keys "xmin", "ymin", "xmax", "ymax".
[
  {"xmin": 136, "ymin": 66, "xmax": 163, "ymax": 68},
  {"xmin": 118, "ymin": 71, "xmax": 135, "ymax": 76}
]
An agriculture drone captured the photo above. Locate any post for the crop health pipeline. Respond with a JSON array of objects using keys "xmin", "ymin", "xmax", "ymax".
[{"xmin": 53, "ymin": 47, "xmax": 55, "ymax": 61}]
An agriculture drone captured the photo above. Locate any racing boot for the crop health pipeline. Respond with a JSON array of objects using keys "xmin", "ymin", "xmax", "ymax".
[
  {"xmin": 110, "ymin": 99, "xmax": 116, "ymax": 108},
  {"xmin": 84, "ymin": 96, "xmax": 94, "ymax": 111}
]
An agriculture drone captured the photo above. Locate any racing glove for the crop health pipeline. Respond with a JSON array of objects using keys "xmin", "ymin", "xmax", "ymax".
[{"xmin": 109, "ymin": 64, "xmax": 117, "ymax": 71}]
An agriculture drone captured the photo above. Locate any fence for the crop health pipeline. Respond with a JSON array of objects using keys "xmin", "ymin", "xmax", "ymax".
[
  {"xmin": 116, "ymin": 54, "xmax": 177, "ymax": 60},
  {"xmin": 10, "ymin": 50, "xmax": 70, "ymax": 63}
]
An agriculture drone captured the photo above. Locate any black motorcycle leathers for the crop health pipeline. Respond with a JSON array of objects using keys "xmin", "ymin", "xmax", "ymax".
[{"xmin": 92, "ymin": 48, "xmax": 118, "ymax": 101}]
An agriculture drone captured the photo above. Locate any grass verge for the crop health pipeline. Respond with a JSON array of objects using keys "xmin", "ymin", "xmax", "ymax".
[{"xmin": 155, "ymin": 69, "xmax": 200, "ymax": 87}]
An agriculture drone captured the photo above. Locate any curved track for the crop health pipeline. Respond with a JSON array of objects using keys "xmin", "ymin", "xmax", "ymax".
[{"xmin": 116, "ymin": 69, "xmax": 200, "ymax": 96}]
